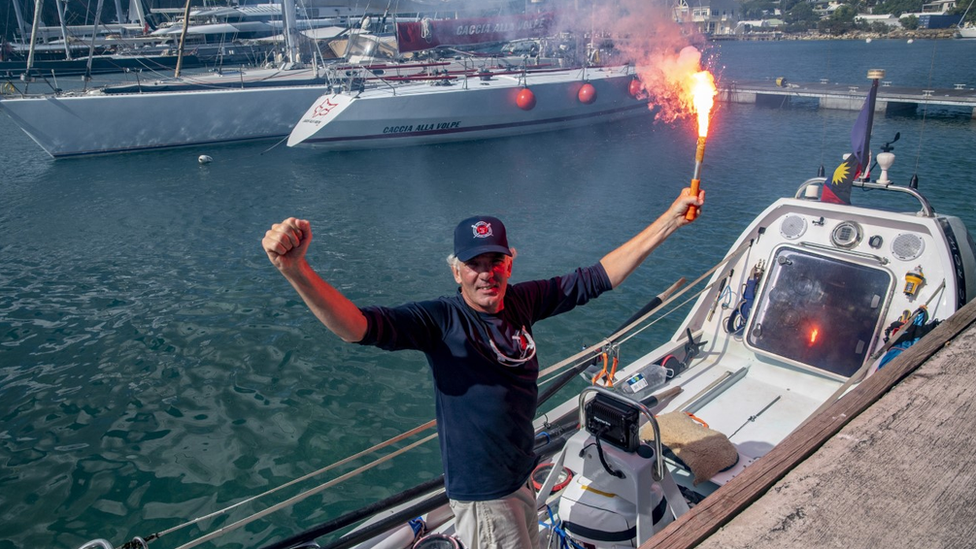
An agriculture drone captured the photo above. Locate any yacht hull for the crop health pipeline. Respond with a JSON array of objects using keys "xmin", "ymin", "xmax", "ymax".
[
  {"xmin": 0, "ymin": 78, "xmax": 330, "ymax": 158},
  {"xmin": 288, "ymin": 66, "xmax": 649, "ymax": 150}
]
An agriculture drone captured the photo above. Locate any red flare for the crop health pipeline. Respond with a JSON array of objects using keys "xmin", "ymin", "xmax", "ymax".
[{"xmin": 690, "ymin": 71, "xmax": 716, "ymax": 138}]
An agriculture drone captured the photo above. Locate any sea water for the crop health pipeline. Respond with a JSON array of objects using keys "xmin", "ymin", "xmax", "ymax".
[{"xmin": 1, "ymin": 39, "xmax": 975, "ymax": 549}]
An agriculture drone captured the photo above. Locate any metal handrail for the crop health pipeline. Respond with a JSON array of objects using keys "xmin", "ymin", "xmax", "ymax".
[{"xmin": 794, "ymin": 177, "xmax": 935, "ymax": 217}]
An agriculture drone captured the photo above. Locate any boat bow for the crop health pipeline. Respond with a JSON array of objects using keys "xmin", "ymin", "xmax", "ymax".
[{"xmin": 287, "ymin": 93, "xmax": 356, "ymax": 147}]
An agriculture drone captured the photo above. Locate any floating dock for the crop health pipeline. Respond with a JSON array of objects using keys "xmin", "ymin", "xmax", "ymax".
[
  {"xmin": 719, "ymin": 79, "xmax": 976, "ymax": 118},
  {"xmin": 647, "ymin": 296, "xmax": 976, "ymax": 548}
]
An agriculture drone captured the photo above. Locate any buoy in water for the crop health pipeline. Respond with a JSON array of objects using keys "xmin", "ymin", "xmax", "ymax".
[
  {"xmin": 198, "ymin": 155, "xmax": 213, "ymax": 164},
  {"xmin": 629, "ymin": 78, "xmax": 642, "ymax": 98},
  {"xmin": 907, "ymin": 39, "xmax": 914, "ymax": 44},
  {"xmin": 516, "ymin": 88, "xmax": 536, "ymax": 110},
  {"xmin": 578, "ymin": 82, "xmax": 597, "ymax": 104}
]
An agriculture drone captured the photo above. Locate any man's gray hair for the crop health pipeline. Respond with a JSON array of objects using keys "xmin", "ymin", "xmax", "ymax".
[{"xmin": 446, "ymin": 249, "xmax": 517, "ymax": 270}]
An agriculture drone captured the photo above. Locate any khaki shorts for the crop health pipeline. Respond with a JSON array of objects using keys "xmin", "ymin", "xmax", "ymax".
[{"xmin": 449, "ymin": 480, "xmax": 540, "ymax": 549}]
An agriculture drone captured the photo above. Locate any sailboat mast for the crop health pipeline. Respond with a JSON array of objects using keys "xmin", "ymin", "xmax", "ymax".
[
  {"xmin": 84, "ymin": 0, "xmax": 106, "ymax": 81},
  {"xmin": 959, "ymin": 0, "xmax": 973, "ymax": 29},
  {"xmin": 12, "ymin": 0, "xmax": 30, "ymax": 45},
  {"xmin": 174, "ymin": 0, "xmax": 192, "ymax": 77},
  {"xmin": 129, "ymin": 0, "xmax": 148, "ymax": 30},
  {"xmin": 25, "ymin": 0, "xmax": 43, "ymax": 74},
  {"xmin": 55, "ymin": 0, "xmax": 72, "ymax": 60},
  {"xmin": 282, "ymin": 0, "xmax": 299, "ymax": 66},
  {"xmin": 113, "ymin": 0, "xmax": 124, "ymax": 25}
]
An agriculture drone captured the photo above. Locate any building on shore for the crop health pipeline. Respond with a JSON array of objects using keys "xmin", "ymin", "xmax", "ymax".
[
  {"xmin": 903, "ymin": 0, "xmax": 966, "ymax": 28},
  {"xmin": 855, "ymin": 13, "xmax": 902, "ymax": 27},
  {"xmin": 673, "ymin": 0, "xmax": 740, "ymax": 36}
]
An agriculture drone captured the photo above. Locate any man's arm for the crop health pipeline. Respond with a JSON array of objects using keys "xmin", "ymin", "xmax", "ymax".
[
  {"xmin": 600, "ymin": 188, "xmax": 704, "ymax": 288},
  {"xmin": 263, "ymin": 217, "xmax": 368, "ymax": 342}
]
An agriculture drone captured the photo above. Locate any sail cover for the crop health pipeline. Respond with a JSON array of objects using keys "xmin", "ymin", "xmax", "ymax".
[{"xmin": 396, "ymin": 13, "xmax": 554, "ymax": 53}]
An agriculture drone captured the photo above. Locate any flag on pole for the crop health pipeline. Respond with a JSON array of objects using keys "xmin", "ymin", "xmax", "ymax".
[
  {"xmin": 850, "ymin": 79, "xmax": 878, "ymax": 175},
  {"xmin": 822, "ymin": 79, "xmax": 879, "ymax": 205},
  {"xmin": 822, "ymin": 154, "xmax": 858, "ymax": 204}
]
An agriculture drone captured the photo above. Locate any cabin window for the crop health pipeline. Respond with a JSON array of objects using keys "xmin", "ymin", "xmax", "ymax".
[{"xmin": 746, "ymin": 247, "xmax": 892, "ymax": 378}]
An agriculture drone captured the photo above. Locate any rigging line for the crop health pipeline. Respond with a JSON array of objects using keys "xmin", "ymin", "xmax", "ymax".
[
  {"xmin": 173, "ymin": 432, "xmax": 439, "ymax": 549},
  {"xmin": 537, "ymin": 283, "xmax": 706, "ymax": 391},
  {"xmin": 914, "ymin": 40, "xmax": 938, "ymax": 176},
  {"xmin": 295, "ymin": 0, "xmax": 327, "ymax": 71},
  {"xmin": 260, "ymin": 135, "xmax": 290, "ymax": 154},
  {"xmin": 818, "ymin": 40, "xmax": 831, "ymax": 170},
  {"xmin": 616, "ymin": 285, "xmax": 708, "ymax": 347},
  {"xmin": 537, "ymin": 237, "xmax": 755, "ymax": 380},
  {"xmin": 149, "ymin": 418, "xmax": 437, "ymax": 541}
]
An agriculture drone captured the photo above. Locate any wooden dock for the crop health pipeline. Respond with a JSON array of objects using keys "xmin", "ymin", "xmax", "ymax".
[
  {"xmin": 719, "ymin": 79, "xmax": 976, "ymax": 118},
  {"xmin": 644, "ymin": 295, "xmax": 976, "ymax": 548}
]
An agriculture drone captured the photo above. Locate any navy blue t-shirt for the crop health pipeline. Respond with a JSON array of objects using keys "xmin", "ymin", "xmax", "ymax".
[{"xmin": 358, "ymin": 263, "xmax": 612, "ymax": 501}]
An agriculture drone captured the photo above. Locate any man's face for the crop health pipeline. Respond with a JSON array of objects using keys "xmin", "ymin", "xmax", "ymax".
[{"xmin": 453, "ymin": 252, "xmax": 512, "ymax": 314}]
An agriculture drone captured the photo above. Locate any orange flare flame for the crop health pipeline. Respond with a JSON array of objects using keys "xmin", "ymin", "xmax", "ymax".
[{"xmin": 690, "ymin": 70, "xmax": 716, "ymax": 138}]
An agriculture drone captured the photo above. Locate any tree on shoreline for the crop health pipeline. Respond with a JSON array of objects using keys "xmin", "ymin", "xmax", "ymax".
[
  {"xmin": 954, "ymin": 0, "xmax": 975, "ymax": 24},
  {"xmin": 784, "ymin": 1, "xmax": 820, "ymax": 32},
  {"xmin": 819, "ymin": 3, "xmax": 858, "ymax": 35},
  {"xmin": 900, "ymin": 14, "xmax": 920, "ymax": 30}
]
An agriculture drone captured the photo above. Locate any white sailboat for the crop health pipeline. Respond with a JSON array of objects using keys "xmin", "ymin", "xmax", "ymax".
[
  {"xmin": 0, "ymin": 9, "xmax": 622, "ymax": 158},
  {"xmin": 286, "ymin": 13, "xmax": 649, "ymax": 151},
  {"xmin": 286, "ymin": 63, "xmax": 648, "ymax": 151},
  {"xmin": 0, "ymin": 69, "xmax": 332, "ymax": 157},
  {"xmin": 957, "ymin": 0, "xmax": 976, "ymax": 38},
  {"xmin": 0, "ymin": 0, "xmax": 340, "ymax": 158}
]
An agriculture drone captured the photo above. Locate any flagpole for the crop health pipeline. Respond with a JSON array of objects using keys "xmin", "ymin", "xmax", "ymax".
[
  {"xmin": 857, "ymin": 69, "xmax": 884, "ymax": 182},
  {"xmin": 822, "ymin": 68, "xmax": 885, "ymax": 205}
]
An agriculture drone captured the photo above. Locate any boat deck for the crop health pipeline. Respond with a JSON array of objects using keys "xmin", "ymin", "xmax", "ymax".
[{"xmin": 647, "ymin": 296, "xmax": 976, "ymax": 548}]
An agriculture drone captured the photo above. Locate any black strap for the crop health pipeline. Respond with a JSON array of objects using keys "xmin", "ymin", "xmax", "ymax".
[
  {"xmin": 563, "ymin": 495, "xmax": 669, "ymax": 542},
  {"xmin": 563, "ymin": 521, "xmax": 636, "ymax": 543}
]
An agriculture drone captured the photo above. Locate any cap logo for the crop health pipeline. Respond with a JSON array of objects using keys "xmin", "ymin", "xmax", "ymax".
[{"xmin": 471, "ymin": 221, "xmax": 493, "ymax": 239}]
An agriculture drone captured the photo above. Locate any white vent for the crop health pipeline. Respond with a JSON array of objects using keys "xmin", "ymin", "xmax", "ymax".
[
  {"xmin": 780, "ymin": 215, "xmax": 807, "ymax": 240},
  {"xmin": 891, "ymin": 233, "xmax": 925, "ymax": 261}
]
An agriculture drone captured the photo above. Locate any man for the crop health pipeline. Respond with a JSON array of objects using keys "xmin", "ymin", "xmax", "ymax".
[{"xmin": 262, "ymin": 188, "xmax": 703, "ymax": 548}]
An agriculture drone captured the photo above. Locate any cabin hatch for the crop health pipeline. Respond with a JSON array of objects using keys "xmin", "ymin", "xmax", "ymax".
[{"xmin": 747, "ymin": 247, "xmax": 892, "ymax": 378}]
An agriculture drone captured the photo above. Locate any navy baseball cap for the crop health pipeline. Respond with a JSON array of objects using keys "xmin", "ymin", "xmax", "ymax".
[{"xmin": 454, "ymin": 216, "xmax": 511, "ymax": 262}]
